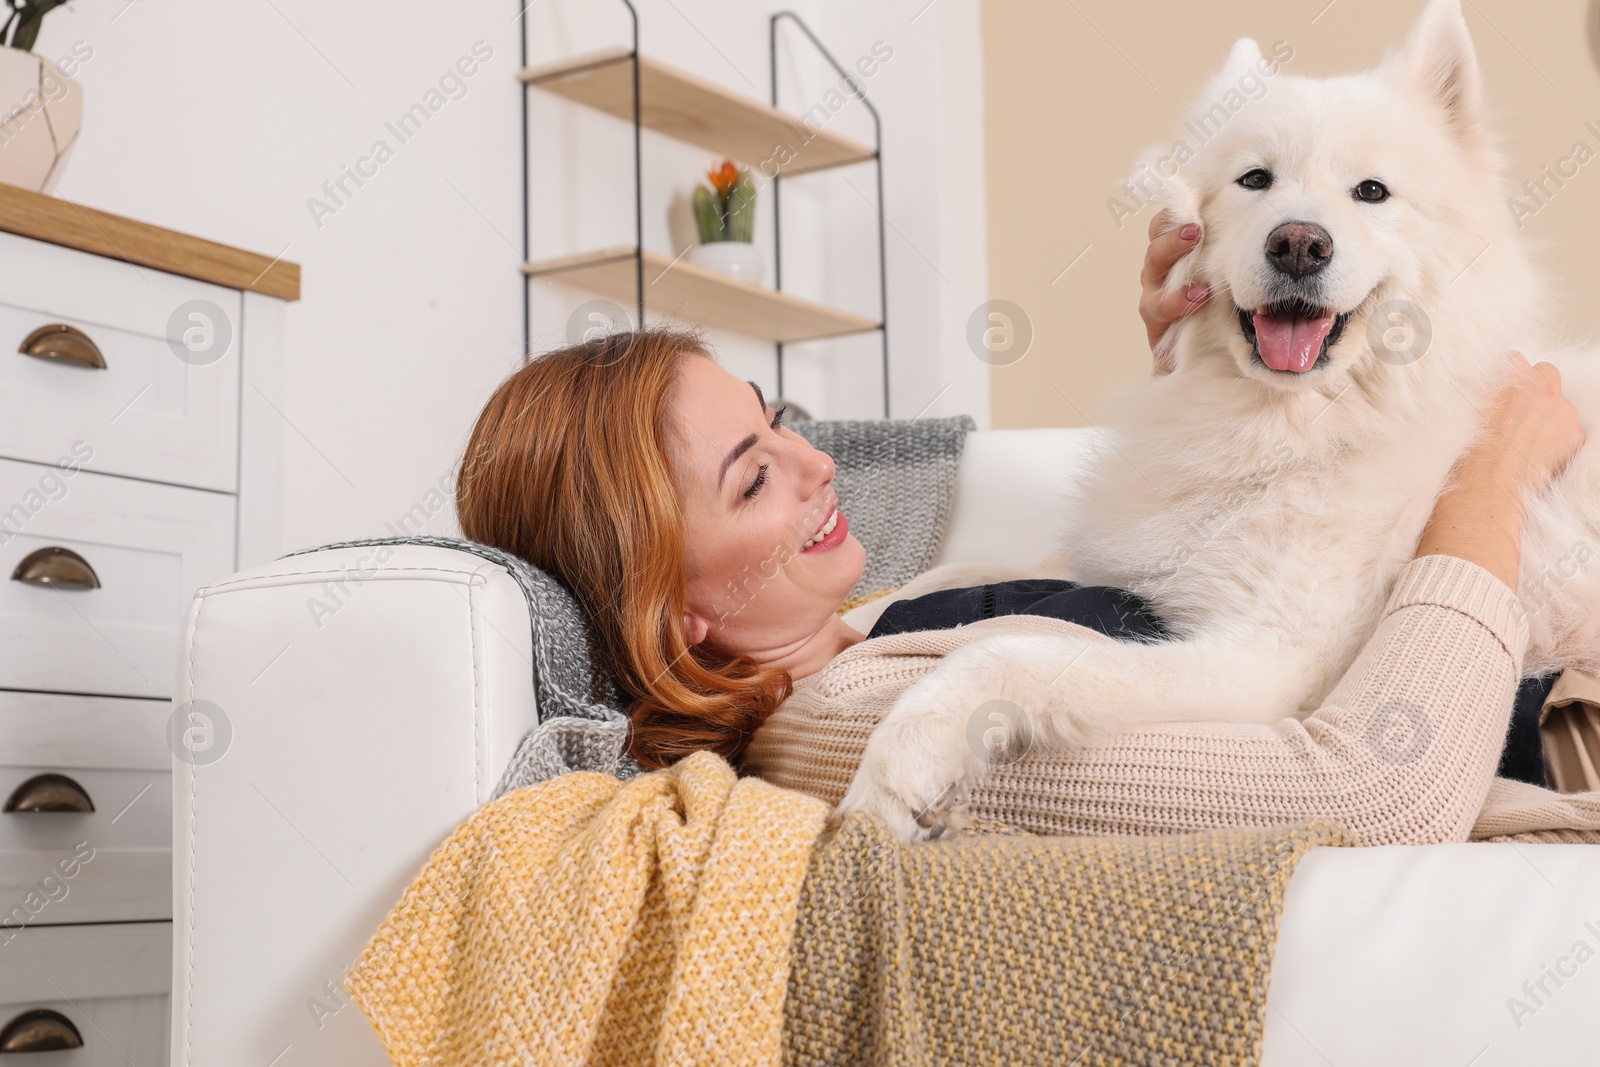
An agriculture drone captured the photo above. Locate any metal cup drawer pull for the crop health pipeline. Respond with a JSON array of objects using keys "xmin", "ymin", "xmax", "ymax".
[
  {"xmin": 0, "ymin": 1009, "xmax": 84, "ymax": 1052},
  {"xmin": 10, "ymin": 547, "xmax": 100, "ymax": 589},
  {"xmin": 17, "ymin": 324, "xmax": 106, "ymax": 369},
  {"xmin": 3, "ymin": 773, "xmax": 95, "ymax": 814}
]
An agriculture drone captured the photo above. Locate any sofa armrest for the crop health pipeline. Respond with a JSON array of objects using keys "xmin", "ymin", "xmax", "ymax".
[
  {"xmin": 933, "ymin": 426, "xmax": 1108, "ymax": 571},
  {"xmin": 171, "ymin": 543, "xmax": 537, "ymax": 1065}
]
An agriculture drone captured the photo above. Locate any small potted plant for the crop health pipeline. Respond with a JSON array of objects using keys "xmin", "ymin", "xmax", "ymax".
[
  {"xmin": 689, "ymin": 159, "xmax": 763, "ymax": 282},
  {"xmin": 0, "ymin": 0, "xmax": 83, "ymax": 193}
]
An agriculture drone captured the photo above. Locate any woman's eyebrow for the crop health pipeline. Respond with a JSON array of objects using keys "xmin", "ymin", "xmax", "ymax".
[
  {"xmin": 717, "ymin": 382, "xmax": 769, "ymax": 490},
  {"xmin": 719, "ymin": 433, "xmax": 759, "ymax": 489}
]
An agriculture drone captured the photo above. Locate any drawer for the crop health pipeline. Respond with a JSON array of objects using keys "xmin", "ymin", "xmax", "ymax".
[
  {"xmin": 0, "ymin": 692, "xmax": 170, "ymax": 770},
  {"xmin": 0, "ymin": 230, "xmax": 241, "ymax": 492},
  {"xmin": 0, "ymin": 693, "xmax": 171, "ymax": 927},
  {"xmin": 0, "ymin": 922, "xmax": 168, "ymax": 1063},
  {"xmin": 0, "ymin": 842, "xmax": 169, "ymax": 928},
  {"xmin": 0, "ymin": 458, "xmax": 234, "ymax": 699}
]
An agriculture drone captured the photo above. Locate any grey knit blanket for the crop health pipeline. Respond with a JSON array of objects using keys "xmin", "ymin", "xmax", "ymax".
[{"xmin": 282, "ymin": 415, "xmax": 974, "ymax": 795}]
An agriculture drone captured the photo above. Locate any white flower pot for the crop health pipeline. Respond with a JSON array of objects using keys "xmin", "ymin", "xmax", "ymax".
[
  {"xmin": 689, "ymin": 241, "xmax": 764, "ymax": 284},
  {"xmin": 0, "ymin": 49, "xmax": 82, "ymax": 193}
]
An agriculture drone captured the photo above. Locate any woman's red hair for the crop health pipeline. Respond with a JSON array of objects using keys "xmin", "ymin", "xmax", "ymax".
[{"xmin": 456, "ymin": 329, "xmax": 792, "ymax": 768}]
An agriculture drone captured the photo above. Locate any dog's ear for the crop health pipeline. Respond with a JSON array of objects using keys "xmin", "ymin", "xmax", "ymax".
[
  {"xmin": 1217, "ymin": 37, "xmax": 1264, "ymax": 86},
  {"xmin": 1129, "ymin": 141, "xmax": 1200, "ymax": 222},
  {"xmin": 1389, "ymin": 0, "xmax": 1483, "ymax": 140},
  {"xmin": 1113, "ymin": 37, "xmax": 1254, "ymax": 269},
  {"xmin": 1129, "ymin": 144, "xmax": 1202, "ymax": 375}
]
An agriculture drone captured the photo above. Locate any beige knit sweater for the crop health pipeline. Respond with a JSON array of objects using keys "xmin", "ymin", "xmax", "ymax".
[{"xmin": 744, "ymin": 554, "xmax": 1600, "ymax": 845}]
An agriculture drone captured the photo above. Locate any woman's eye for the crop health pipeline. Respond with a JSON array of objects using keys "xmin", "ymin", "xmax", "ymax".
[
  {"xmin": 1353, "ymin": 178, "xmax": 1390, "ymax": 203},
  {"xmin": 770, "ymin": 405, "xmax": 787, "ymax": 431},
  {"xmin": 1236, "ymin": 168, "xmax": 1273, "ymax": 191},
  {"xmin": 743, "ymin": 463, "xmax": 768, "ymax": 500}
]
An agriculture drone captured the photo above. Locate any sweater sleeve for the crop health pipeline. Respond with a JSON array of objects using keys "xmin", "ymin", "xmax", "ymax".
[{"xmin": 744, "ymin": 553, "xmax": 1530, "ymax": 846}]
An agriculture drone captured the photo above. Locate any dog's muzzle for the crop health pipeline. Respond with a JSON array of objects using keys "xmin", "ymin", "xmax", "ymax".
[{"xmin": 1237, "ymin": 299, "xmax": 1353, "ymax": 374}]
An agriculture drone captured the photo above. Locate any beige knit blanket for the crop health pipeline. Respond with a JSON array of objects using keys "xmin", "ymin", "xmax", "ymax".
[
  {"xmin": 345, "ymin": 751, "xmax": 830, "ymax": 1067},
  {"xmin": 784, "ymin": 817, "xmax": 1356, "ymax": 1067},
  {"xmin": 343, "ymin": 748, "xmax": 1353, "ymax": 1066}
]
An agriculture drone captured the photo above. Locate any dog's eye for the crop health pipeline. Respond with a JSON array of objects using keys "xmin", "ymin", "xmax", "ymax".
[
  {"xmin": 1236, "ymin": 168, "xmax": 1273, "ymax": 191},
  {"xmin": 1353, "ymin": 179, "xmax": 1390, "ymax": 203}
]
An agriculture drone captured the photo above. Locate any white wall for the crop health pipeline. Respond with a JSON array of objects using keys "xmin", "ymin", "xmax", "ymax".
[{"xmin": 37, "ymin": 0, "xmax": 987, "ymax": 554}]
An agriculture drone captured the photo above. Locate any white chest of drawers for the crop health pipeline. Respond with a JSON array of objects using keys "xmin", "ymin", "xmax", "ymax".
[{"xmin": 0, "ymin": 184, "xmax": 297, "ymax": 1063}]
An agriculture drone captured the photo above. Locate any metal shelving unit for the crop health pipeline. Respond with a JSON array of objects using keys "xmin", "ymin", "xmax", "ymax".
[{"xmin": 519, "ymin": 4, "xmax": 890, "ymax": 415}]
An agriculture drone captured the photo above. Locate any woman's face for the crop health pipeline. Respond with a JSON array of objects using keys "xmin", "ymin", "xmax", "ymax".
[{"xmin": 670, "ymin": 354, "xmax": 865, "ymax": 657}]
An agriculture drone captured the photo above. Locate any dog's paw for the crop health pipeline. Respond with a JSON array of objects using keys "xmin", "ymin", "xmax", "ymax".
[
  {"xmin": 833, "ymin": 743, "xmax": 975, "ymax": 842},
  {"xmin": 831, "ymin": 660, "xmax": 1002, "ymax": 842}
]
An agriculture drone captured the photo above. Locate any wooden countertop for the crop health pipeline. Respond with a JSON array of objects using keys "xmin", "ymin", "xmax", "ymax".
[{"xmin": 0, "ymin": 182, "xmax": 300, "ymax": 301}]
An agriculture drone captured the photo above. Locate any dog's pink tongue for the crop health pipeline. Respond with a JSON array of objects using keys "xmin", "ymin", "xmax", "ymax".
[{"xmin": 1253, "ymin": 310, "xmax": 1334, "ymax": 373}]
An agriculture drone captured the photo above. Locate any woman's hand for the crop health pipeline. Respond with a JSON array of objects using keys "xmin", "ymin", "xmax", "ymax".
[
  {"xmin": 1141, "ymin": 209, "xmax": 1210, "ymax": 372},
  {"xmin": 1465, "ymin": 352, "xmax": 1586, "ymax": 495},
  {"xmin": 1416, "ymin": 353, "xmax": 1586, "ymax": 589}
]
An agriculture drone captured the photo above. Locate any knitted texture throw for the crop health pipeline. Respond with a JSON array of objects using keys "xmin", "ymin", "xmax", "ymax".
[
  {"xmin": 343, "ymin": 748, "xmax": 1350, "ymax": 1066},
  {"xmin": 783, "ymin": 817, "xmax": 1356, "ymax": 1067},
  {"xmin": 343, "ymin": 750, "xmax": 830, "ymax": 1067}
]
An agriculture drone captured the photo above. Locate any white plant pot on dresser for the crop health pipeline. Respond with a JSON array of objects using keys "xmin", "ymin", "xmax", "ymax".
[{"xmin": 0, "ymin": 183, "xmax": 297, "ymax": 1063}]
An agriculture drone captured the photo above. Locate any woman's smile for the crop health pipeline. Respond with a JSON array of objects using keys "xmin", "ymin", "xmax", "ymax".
[{"xmin": 801, "ymin": 507, "xmax": 848, "ymax": 553}]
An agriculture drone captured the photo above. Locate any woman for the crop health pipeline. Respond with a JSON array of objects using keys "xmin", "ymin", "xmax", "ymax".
[{"xmin": 457, "ymin": 221, "xmax": 1599, "ymax": 845}]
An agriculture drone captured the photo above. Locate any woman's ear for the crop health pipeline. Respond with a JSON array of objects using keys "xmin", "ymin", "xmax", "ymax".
[{"xmin": 683, "ymin": 611, "xmax": 710, "ymax": 646}]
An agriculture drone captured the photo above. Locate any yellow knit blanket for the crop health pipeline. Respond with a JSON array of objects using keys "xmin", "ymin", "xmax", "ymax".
[{"xmin": 345, "ymin": 750, "xmax": 830, "ymax": 1067}]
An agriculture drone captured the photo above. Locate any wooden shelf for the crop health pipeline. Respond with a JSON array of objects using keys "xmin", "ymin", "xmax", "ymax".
[
  {"xmin": 0, "ymin": 182, "xmax": 300, "ymax": 301},
  {"xmin": 521, "ymin": 48, "xmax": 876, "ymax": 177},
  {"xmin": 525, "ymin": 246, "xmax": 878, "ymax": 343}
]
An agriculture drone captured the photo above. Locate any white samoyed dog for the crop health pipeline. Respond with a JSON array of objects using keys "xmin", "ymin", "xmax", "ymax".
[{"xmin": 836, "ymin": 0, "xmax": 1600, "ymax": 840}]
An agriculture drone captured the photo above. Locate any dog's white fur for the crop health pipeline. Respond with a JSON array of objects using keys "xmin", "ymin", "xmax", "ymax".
[{"xmin": 835, "ymin": 0, "xmax": 1600, "ymax": 840}]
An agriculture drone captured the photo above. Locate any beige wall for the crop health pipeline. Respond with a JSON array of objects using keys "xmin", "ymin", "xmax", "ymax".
[{"xmin": 983, "ymin": 0, "xmax": 1600, "ymax": 427}]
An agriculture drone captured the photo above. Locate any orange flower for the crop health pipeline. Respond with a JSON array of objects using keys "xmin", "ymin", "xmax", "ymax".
[{"xmin": 708, "ymin": 159, "xmax": 740, "ymax": 195}]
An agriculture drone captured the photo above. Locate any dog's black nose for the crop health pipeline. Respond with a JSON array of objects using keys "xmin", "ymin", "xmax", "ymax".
[{"xmin": 1265, "ymin": 222, "xmax": 1333, "ymax": 279}]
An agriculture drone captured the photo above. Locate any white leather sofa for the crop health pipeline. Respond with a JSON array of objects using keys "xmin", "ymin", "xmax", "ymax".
[{"xmin": 172, "ymin": 427, "xmax": 1600, "ymax": 1066}]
